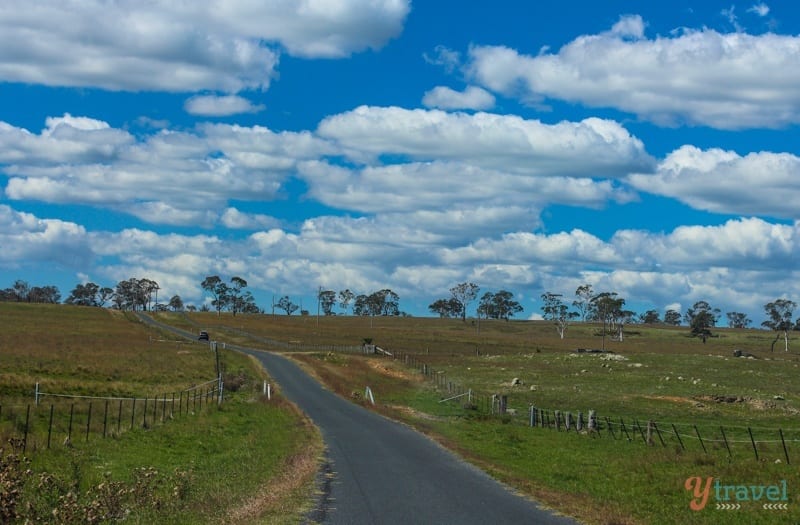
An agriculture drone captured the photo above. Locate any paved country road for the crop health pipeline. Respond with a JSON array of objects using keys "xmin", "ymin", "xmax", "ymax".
[{"xmin": 137, "ymin": 314, "xmax": 579, "ymax": 524}]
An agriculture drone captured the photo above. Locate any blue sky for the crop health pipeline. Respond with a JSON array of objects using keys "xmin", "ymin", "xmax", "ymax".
[{"xmin": 1, "ymin": 1, "xmax": 799, "ymax": 324}]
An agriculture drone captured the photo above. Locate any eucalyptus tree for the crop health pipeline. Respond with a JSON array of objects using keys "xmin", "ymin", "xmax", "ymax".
[
  {"xmin": 639, "ymin": 309, "xmax": 661, "ymax": 324},
  {"xmin": 664, "ymin": 309, "xmax": 682, "ymax": 326},
  {"xmin": 429, "ymin": 298, "xmax": 462, "ymax": 318},
  {"xmin": 684, "ymin": 300, "xmax": 720, "ymax": 338},
  {"xmin": 338, "ymin": 289, "xmax": 355, "ymax": 314},
  {"xmin": 726, "ymin": 311, "xmax": 751, "ymax": 329},
  {"xmin": 318, "ymin": 289, "xmax": 337, "ymax": 316},
  {"xmin": 477, "ymin": 290, "xmax": 522, "ymax": 320},
  {"xmin": 276, "ymin": 295, "xmax": 299, "ymax": 316},
  {"xmin": 450, "ymin": 282, "xmax": 479, "ymax": 322},
  {"xmin": 229, "ymin": 276, "xmax": 248, "ymax": 316},
  {"xmin": 573, "ymin": 284, "xmax": 594, "ymax": 322},
  {"xmin": 762, "ymin": 299, "xmax": 796, "ymax": 352},
  {"xmin": 541, "ymin": 292, "xmax": 579, "ymax": 339},
  {"xmin": 201, "ymin": 275, "xmax": 229, "ymax": 316}
]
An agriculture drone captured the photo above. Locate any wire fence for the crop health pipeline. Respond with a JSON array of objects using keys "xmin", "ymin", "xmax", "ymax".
[
  {"xmin": 386, "ymin": 348, "xmax": 800, "ymax": 464},
  {"xmin": 0, "ymin": 379, "xmax": 222, "ymax": 456}
]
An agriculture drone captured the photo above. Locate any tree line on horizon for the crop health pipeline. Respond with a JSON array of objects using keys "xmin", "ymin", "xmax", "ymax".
[
  {"xmin": 2, "ymin": 278, "xmax": 798, "ymax": 350},
  {"xmin": 427, "ymin": 282, "xmax": 800, "ymax": 352}
]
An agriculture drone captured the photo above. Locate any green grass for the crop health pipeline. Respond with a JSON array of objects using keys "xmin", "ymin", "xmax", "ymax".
[
  {"xmin": 0, "ymin": 304, "xmax": 322, "ymax": 524},
  {"xmin": 194, "ymin": 312, "xmax": 800, "ymax": 525}
]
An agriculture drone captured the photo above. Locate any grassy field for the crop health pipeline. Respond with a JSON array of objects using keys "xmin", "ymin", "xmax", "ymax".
[
  {"xmin": 182, "ymin": 311, "xmax": 800, "ymax": 525},
  {"xmin": 0, "ymin": 303, "xmax": 322, "ymax": 524}
]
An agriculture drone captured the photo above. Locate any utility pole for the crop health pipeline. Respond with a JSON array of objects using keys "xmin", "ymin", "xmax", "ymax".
[{"xmin": 317, "ymin": 286, "xmax": 321, "ymax": 328}]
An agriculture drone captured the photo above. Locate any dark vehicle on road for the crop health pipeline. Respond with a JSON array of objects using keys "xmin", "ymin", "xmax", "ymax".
[{"xmin": 198, "ymin": 330, "xmax": 209, "ymax": 341}]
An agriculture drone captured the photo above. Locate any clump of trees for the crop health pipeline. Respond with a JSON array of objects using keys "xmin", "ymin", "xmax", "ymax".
[
  {"xmin": 428, "ymin": 283, "xmax": 524, "ymax": 321},
  {"xmin": 0, "ymin": 280, "xmax": 61, "ymax": 303},
  {"xmin": 200, "ymin": 276, "xmax": 259, "ymax": 316},
  {"xmin": 65, "ymin": 282, "xmax": 114, "ymax": 306},
  {"xmin": 311, "ymin": 288, "xmax": 402, "ymax": 317}
]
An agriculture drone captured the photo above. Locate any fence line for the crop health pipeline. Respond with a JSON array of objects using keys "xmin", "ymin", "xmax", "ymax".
[
  {"xmin": 0, "ymin": 379, "xmax": 224, "ymax": 456},
  {"xmin": 384, "ymin": 348, "xmax": 799, "ymax": 463}
]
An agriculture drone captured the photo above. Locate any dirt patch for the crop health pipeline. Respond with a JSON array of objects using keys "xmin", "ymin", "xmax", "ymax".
[
  {"xmin": 640, "ymin": 395, "xmax": 696, "ymax": 405},
  {"xmin": 366, "ymin": 359, "xmax": 419, "ymax": 382},
  {"xmin": 387, "ymin": 404, "xmax": 444, "ymax": 421}
]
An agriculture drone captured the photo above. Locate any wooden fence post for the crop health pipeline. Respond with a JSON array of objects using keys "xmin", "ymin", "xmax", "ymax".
[
  {"xmin": 619, "ymin": 418, "xmax": 631, "ymax": 441},
  {"xmin": 653, "ymin": 422, "xmax": 665, "ymax": 447},
  {"xmin": 47, "ymin": 405, "xmax": 54, "ymax": 449},
  {"xmin": 694, "ymin": 425, "xmax": 707, "ymax": 453},
  {"xmin": 748, "ymin": 427, "xmax": 759, "ymax": 461},
  {"xmin": 86, "ymin": 402, "xmax": 92, "ymax": 442},
  {"xmin": 672, "ymin": 424, "xmax": 685, "ymax": 450},
  {"xmin": 68, "ymin": 403, "xmax": 74, "ymax": 445},
  {"xmin": 720, "ymin": 426, "xmax": 732, "ymax": 458},
  {"xmin": 779, "ymin": 429, "xmax": 790, "ymax": 464},
  {"xmin": 23, "ymin": 405, "xmax": 30, "ymax": 453},
  {"xmin": 606, "ymin": 417, "xmax": 616, "ymax": 439},
  {"xmin": 103, "ymin": 401, "xmax": 109, "ymax": 438}
]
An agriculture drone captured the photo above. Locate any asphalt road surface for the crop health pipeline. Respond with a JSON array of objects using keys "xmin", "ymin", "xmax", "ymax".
[
  {"xmin": 250, "ymin": 350, "xmax": 579, "ymax": 525},
  {"xmin": 136, "ymin": 314, "xmax": 578, "ymax": 524}
]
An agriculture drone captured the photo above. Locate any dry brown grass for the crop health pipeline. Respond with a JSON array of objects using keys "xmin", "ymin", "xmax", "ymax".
[{"xmin": 0, "ymin": 303, "xmax": 217, "ymax": 398}]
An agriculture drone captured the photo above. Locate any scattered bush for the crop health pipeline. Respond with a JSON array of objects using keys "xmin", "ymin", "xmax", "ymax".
[{"xmin": 0, "ymin": 447, "xmax": 192, "ymax": 524}]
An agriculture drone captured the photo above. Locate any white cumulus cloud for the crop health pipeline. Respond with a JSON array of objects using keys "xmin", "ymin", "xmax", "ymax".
[
  {"xmin": 466, "ymin": 15, "xmax": 800, "ymax": 129},
  {"xmin": 0, "ymin": 0, "xmax": 410, "ymax": 92},
  {"xmin": 184, "ymin": 95, "xmax": 265, "ymax": 116},
  {"xmin": 628, "ymin": 145, "xmax": 800, "ymax": 219},
  {"xmin": 422, "ymin": 86, "xmax": 495, "ymax": 110}
]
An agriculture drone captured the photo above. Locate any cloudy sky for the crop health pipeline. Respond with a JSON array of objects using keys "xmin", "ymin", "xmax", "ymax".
[{"xmin": 1, "ymin": 1, "xmax": 798, "ymax": 324}]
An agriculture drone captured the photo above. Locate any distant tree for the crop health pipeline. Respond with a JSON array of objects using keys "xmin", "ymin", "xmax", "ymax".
[
  {"xmin": 67, "ymin": 282, "xmax": 112, "ymax": 307},
  {"xmin": 276, "ymin": 296, "xmax": 299, "ymax": 316},
  {"xmin": 201, "ymin": 276, "xmax": 229, "ymax": 316},
  {"xmin": 428, "ymin": 298, "xmax": 462, "ymax": 318},
  {"xmin": 541, "ymin": 292, "xmax": 578, "ymax": 339},
  {"xmin": 113, "ymin": 278, "xmax": 157, "ymax": 311},
  {"xmin": 229, "ymin": 276, "xmax": 248, "ymax": 316},
  {"xmin": 685, "ymin": 301, "xmax": 720, "ymax": 338},
  {"xmin": 186, "ymin": 304, "xmax": 197, "ymax": 312},
  {"xmin": 664, "ymin": 309, "xmax": 682, "ymax": 326},
  {"xmin": 319, "ymin": 290, "xmax": 337, "ymax": 316},
  {"xmin": 450, "ymin": 282, "xmax": 479, "ymax": 321},
  {"xmin": 639, "ymin": 309, "xmax": 661, "ymax": 324},
  {"xmin": 371, "ymin": 289, "xmax": 400, "ymax": 316},
  {"xmin": 168, "ymin": 295, "xmax": 184, "ymax": 311},
  {"xmin": 97, "ymin": 286, "xmax": 114, "ymax": 306},
  {"xmin": 573, "ymin": 284, "xmax": 594, "ymax": 322},
  {"xmin": 353, "ymin": 294, "xmax": 369, "ymax": 316},
  {"xmin": 726, "ymin": 311, "xmax": 751, "ymax": 329},
  {"xmin": 41, "ymin": 286, "xmax": 60, "ymax": 303},
  {"xmin": 762, "ymin": 299, "xmax": 796, "ymax": 352},
  {"xmin": 589, "ymin": 292, "xmax": 627, "ymax": 348},
  {"xmin": 239, "ymin": 291, "xmax": 260, "ymax": 314},
  {"xmin": 13, "ymin": 280, "xmax": 30, "ymax": 301},
  {"xmin": 338, "ymin": 289, "xmax": 355, "ymax": 315},
  {"xmin": 0, "ymin": 280, "xmax": 53, "ymax": 302},
  {"xmin": 478, "ymin": 290, "xmax": 522, "ymax": 320},
  {"xmin": 67, "ymin": 282, "xmax": 100, "ymax": 306}
]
